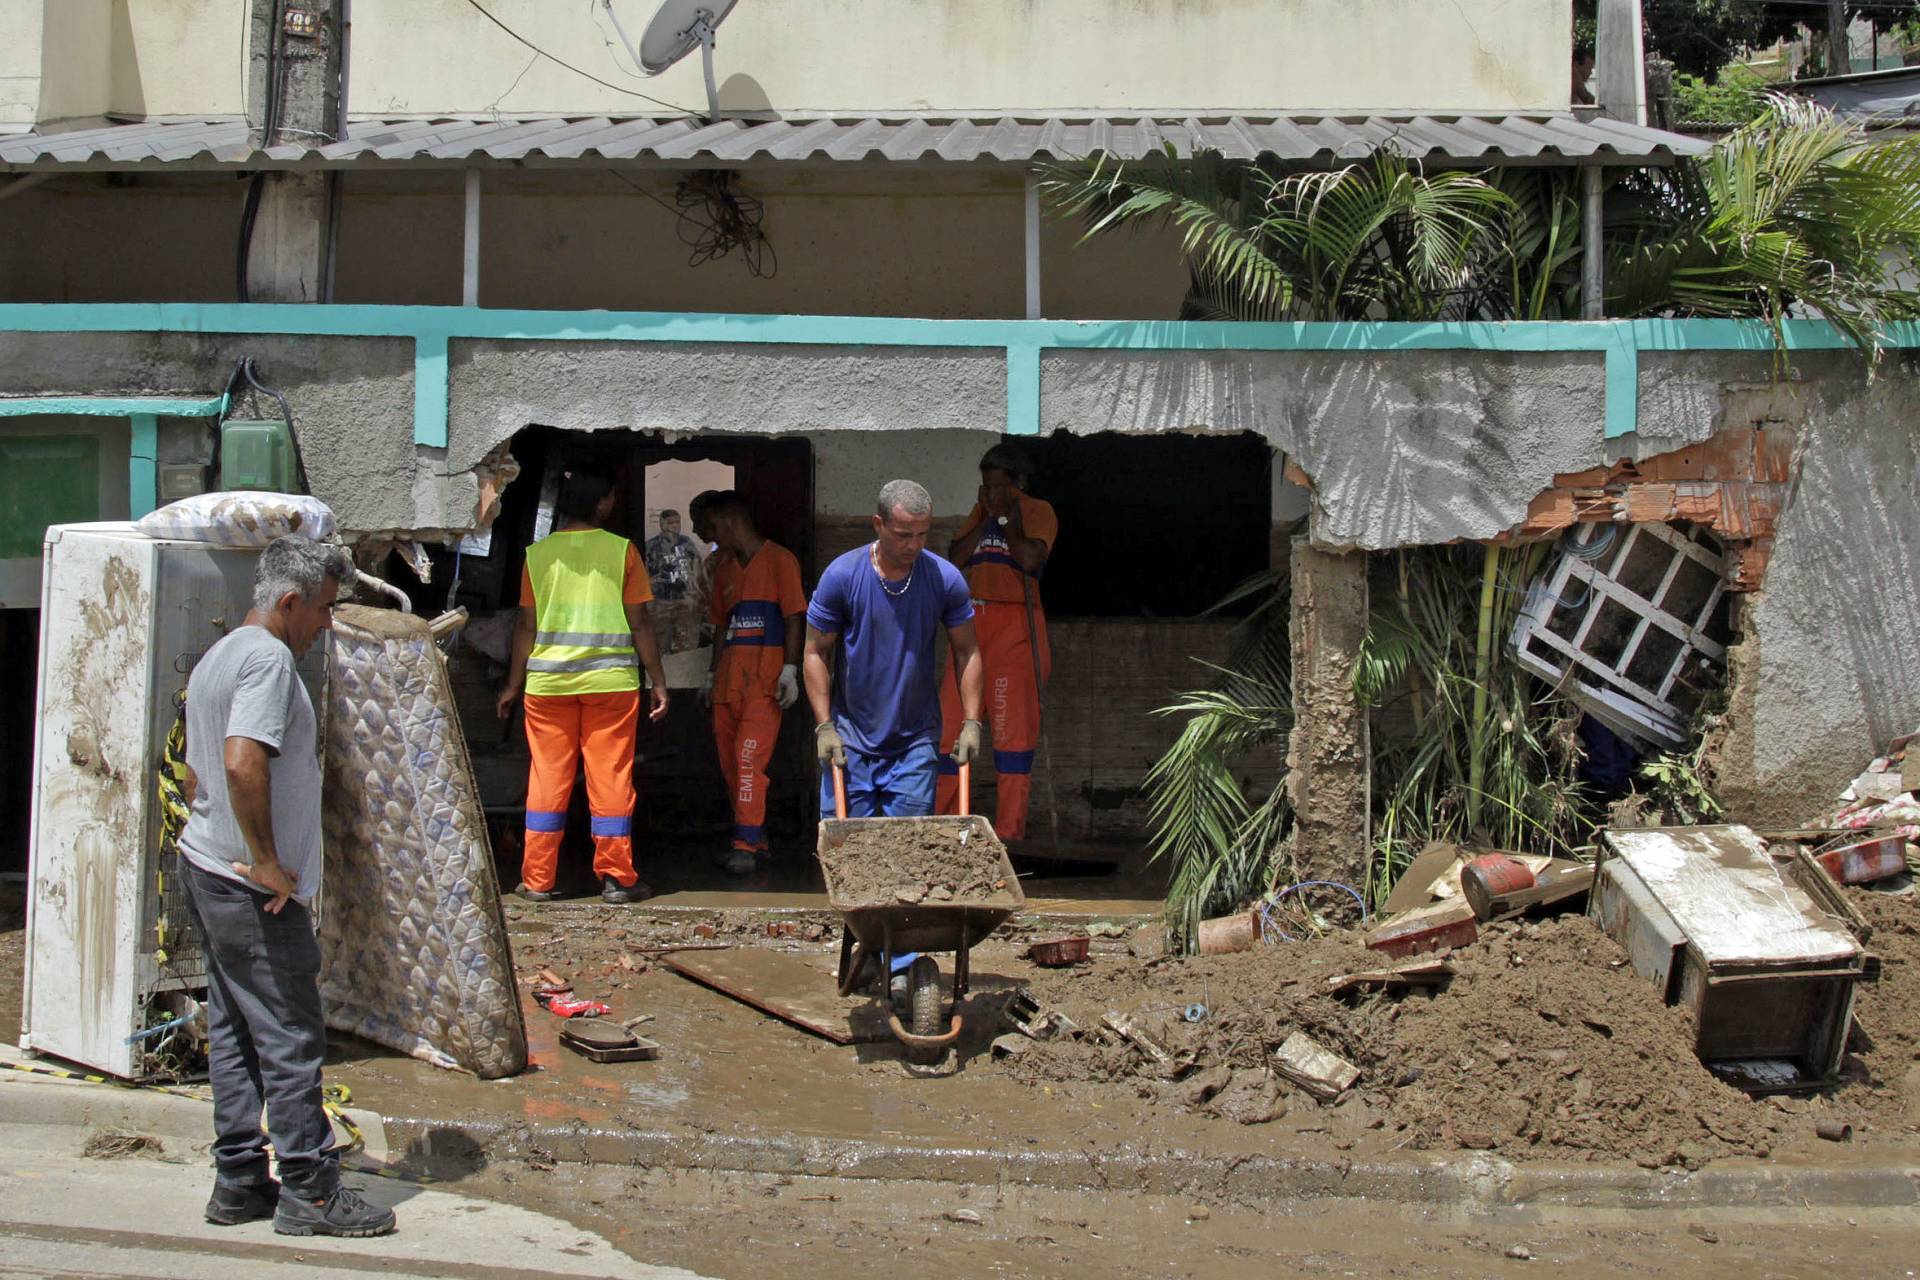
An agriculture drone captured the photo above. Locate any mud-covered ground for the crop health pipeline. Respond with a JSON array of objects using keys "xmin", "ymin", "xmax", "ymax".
[
  {"xmin": 457, "ymin": 1158, "xmax": 1920, "ymax": 1280},
  {"xmin": 1002, "ymin": 887, "xmax": 1919, "ymax": 1166}
]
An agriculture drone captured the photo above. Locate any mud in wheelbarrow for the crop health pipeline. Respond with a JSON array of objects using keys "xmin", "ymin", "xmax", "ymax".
[{"xmin": 818, "ymin": 805, "xmax": 1025, "ymax": 1064}]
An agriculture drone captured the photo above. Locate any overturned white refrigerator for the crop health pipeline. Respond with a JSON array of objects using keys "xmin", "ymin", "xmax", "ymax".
[{"xmin": 21, "ymin": 522, "xmax": 323, "ymax": 1079}]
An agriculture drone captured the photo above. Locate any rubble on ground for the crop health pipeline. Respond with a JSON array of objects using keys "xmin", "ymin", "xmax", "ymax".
[{"xmin": 995, "ymin": 900, "xmax": 1916, "ymax": 1166}]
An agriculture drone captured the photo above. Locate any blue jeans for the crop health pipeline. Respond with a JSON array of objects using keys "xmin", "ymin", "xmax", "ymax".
[{"xmin": 821, "ymin": 739, "xmax": 938, "ymax": 819}]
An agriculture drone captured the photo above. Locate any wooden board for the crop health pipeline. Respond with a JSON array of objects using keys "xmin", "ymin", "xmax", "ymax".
[{"xmin": 660, "ymin": 947, "xmax": 893, "ymax": 1045}]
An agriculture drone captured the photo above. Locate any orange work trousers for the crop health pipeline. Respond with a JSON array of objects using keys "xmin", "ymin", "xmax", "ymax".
[
  {"xmin": 937, "ymin": 599, "xmax": 1050, "ymax": 840},
  {"xmin": 521, "ymin": 690, "xmax": 639, "ymax": 891},
  {"xmin": 713, "ymin": 695, "xmax": 781, "ymax": 852}
]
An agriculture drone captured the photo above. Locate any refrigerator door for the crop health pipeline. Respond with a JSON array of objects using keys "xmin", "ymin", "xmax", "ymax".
[
  {"xmin": 25, "ymin": 525, "xmax": 164, "ymax": 1077},
  {"xmin": 23, "ymin": 524, "xmax": 290, "ymax": 1078}
]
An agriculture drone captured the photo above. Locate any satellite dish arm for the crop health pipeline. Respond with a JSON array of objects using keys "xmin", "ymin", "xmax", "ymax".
[{"xmin": 599, "ymin": 0, "xmax": 723, "ymax": 122}]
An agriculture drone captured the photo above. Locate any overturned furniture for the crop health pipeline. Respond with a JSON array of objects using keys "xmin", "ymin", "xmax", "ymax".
[
  {"xmin": 1592, "ymin": 825, "xmax": 1867, "ymax": 1093},
  {"xmin": 319, "ymin": 605, "xmax": 528, "ymax": 1078}
]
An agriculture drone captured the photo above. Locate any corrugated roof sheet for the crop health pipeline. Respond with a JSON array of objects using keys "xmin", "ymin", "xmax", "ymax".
[{"xmin": 0, "ymin": 113, "xmax": 1709, "ymax": 170}]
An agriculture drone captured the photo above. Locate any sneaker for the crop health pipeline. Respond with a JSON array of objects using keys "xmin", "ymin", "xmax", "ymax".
[
  {"xmin": 205, "ymin": 1179, "xmax": 279, "ymax": 1226},
  {"xmin": 721, "ymin": 849, "xmax": 756, "ymax": 876},
  {"xmin": 601, "ymin": 876, "xmax": 649, "ymax": 904},
  {"xmin": 515, "ymin": 883, "xmax": 561, "ymax": 902},
  {"xmin": 273, "ymin": 1185, "xmax": 397, "ymax": 1238}
]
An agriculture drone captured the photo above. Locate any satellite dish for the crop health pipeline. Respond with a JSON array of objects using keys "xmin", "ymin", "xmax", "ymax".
[{"xmin": 600, "ymin": 0, "xmax": 741, "ymax": 121}]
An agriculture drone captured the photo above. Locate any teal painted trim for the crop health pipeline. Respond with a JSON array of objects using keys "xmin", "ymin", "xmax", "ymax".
[
  {"xmin": 1602, "ymin": 330, "xmax": 1639, "ymax": 440},
  {"xmin": 1006, "ymin": 343, "xmax": 1040, "ymax": 437},
  {"xmin": 0, "ymin": 394, "xmax": 224, "ymax": 418},
  {"xmin": 128, "ymin": 414, "xmax": 158, "ymax": 519},
  {"xmin": 1, "ymin": 306, "xmax": 1916, "ymax": 454},
  {"xmin": 414, "ymin": 331, "xmax": 448, "ymax": 448},
  {"xmin": 2, "ymin": 304, "xmax": 1914, "ymax": 353}
]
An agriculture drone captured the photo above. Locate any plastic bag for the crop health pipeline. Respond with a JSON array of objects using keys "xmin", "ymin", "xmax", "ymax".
[{"xmin": 136, "ymin": 491, "xmax": 337, "ymax": 547}]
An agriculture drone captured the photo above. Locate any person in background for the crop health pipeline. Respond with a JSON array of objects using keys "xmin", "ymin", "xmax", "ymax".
[
  {"xmin": 693, "ymin": 491, "xmax": 807, "ymax": 874},
  {"xmin": 497, "ymin": 466, "xmax": 669, "ymax": 903},
  {"xmin": 177, "ymin": 536, "xmax": 397, "ymax": 1238},
  {"xmin": 937, "ymin": 443, "xmax": 1058, "ymax": 842},
  {"xmin": 805, "ymin": 479, "xmax": 984, "ymax": 819},
  {"xmin": 643, "ymin": 507, "xmax": 705, "ymax": 653}
]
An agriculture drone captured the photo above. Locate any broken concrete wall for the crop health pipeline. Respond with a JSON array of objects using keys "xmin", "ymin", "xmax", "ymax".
[{"xmin": 1684, "ymin": 352, "xmax": 1920, "ymax": 825}]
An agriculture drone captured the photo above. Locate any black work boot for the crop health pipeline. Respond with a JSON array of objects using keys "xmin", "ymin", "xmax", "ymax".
[
  {"xmin": 601, "ymin": 875, "xmax": 643, "ymax": 904},
  {"xmin": 205, "ymin": 1178, "xmax": 280, "ymax": 1225},
  {"xmin": 273, "ymin": 1185, "xmax": 397, "ymax": 1238},
  {"xmin": 515, "ymin": 882, "xmax": 562, "ymax": 902}
]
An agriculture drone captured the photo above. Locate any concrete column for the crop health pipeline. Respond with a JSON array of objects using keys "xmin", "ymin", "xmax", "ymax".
[
  {"xmin": 1285, "ymin": 538, "xmax": 1371, "ymax": 889},
  {"xmin": 245, "ymin": 1, "xmax": 341, "ymax": 303},
  {"xmin": 1595, "ymin": 0, "xmax": 1646, "ymax": 126}
]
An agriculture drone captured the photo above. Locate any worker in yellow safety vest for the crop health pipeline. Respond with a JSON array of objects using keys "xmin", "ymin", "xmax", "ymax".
[{"xmin": 496, "ymin": 466, "xmax": 669, "ymax": 903}]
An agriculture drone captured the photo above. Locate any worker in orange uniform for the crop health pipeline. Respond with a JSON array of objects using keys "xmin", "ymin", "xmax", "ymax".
[
  {"xmin": 496, "ymin": 466, "xmax": 669, "ymax": 904},
  {"xmin": 692, "ymin": 491, "xmax": 807, "ymax": 876},
  {"xmin": 936, "ymin": 443, "xmax": 1057, "ymax": 841}
]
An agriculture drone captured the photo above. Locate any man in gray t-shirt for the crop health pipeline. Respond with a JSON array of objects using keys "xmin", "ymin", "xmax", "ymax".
[
  {"xmin": 178, "ymin": 625, "xmax": 323, "ymax": 903},
  {"xmin": 177, "ymin": 536, "xmax": 396, "ymax": 1240}
]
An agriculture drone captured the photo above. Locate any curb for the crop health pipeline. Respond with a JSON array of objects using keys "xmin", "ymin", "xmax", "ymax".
[{"xmin": 379, "ymin": 1113, "xmax": 1920, "ymax": 1214}]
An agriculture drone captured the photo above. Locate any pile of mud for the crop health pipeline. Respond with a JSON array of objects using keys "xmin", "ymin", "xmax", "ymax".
[
  {"xmin": 819, "ymin": 821, "xmax": 1017, "ymax": 909},
  {"xmin": 1833, "ymin": 890, "xmax": 1920, "ymax": 1132},
  {"xmin": 1002, "ymin": 915, "xmax": 1795, "ymax": 1165}
]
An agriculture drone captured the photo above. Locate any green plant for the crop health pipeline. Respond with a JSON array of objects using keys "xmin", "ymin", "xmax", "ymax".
[
  {"xmin": 1671, "ymin": 67, "xmax": 1771, "ymax": 125},
  {"xmin": 1608, "ymin": 96, "xmax": 1920, "ymax": 356},
  {"xmin": 1040, "ymin": 150, "xmax": 1520, "ymax": 322},
  {"xmin": 1354, "ymin": 545, "xmax": 1589, "ymax": 903},
  {"xmin": 1142, "ymin": 567, "xmax": 1293, "ymax": 950}
]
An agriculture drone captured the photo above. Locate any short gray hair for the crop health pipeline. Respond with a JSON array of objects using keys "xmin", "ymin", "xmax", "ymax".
[
  {"xmin": 876, "ymin": 479, "xmax": 932, "ymax": 519},
  {"xmin": 252, "ymin": 536, "xmax": 352, "ymax": 610}
]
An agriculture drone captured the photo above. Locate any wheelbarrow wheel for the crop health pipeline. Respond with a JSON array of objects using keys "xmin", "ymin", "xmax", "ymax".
[{"xmin": 906, "ymin": 955, "xmax": 944, "ymax": 1063}]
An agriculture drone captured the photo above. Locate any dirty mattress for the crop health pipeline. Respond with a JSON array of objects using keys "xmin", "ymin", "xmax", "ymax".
[{"xmin": 319, "ymin": 604, "xmax": 527, "ymax": 1078}]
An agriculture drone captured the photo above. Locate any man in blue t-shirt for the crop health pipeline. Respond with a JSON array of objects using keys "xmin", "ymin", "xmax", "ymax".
[{"xmin": 804, "ymin": 478, "xmax": 984, "ymax": 817}]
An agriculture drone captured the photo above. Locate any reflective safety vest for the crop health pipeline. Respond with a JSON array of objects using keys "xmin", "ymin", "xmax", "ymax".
[{"xmin": 524, "ymin": 528, "xmax": 640, "ymax": 697}]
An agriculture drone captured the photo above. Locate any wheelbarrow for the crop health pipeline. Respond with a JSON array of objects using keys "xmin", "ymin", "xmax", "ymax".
[{"xmin": 818, "ymin": 761, "xmax": 1025, "ymax": 1063}]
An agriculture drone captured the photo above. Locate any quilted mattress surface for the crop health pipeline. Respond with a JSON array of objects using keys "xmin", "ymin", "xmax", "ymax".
[{"xmin": 319, "ymin": 604, "xmax": 527, "ymax": 1078}]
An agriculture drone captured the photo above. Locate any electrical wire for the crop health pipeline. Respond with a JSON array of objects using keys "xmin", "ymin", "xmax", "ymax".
[
  {"xmin": 461, "ymin": 0, "xmax": 695, "ymax": 114},
  {"xmin": 607, "ymin": 167, "xmax": 777, "ymax": 276}
]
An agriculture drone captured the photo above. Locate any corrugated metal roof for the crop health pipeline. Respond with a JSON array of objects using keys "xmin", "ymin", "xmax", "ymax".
[{"xmin": 0, "ymin": 113, "xmax": 1708, "ymax": 171}]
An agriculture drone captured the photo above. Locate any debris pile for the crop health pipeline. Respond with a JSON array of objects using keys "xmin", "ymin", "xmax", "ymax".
[{"xmin": 998, "ymin": 915, "xmax": 1790, "ymax": 1164}]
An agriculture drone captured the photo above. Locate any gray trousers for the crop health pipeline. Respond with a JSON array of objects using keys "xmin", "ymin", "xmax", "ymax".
[{"xmin": 181, "ymin": 860, "xmax": 338, "ymax": 1197}]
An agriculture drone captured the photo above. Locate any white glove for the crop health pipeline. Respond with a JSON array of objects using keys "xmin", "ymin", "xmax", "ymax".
[
  {"xmin": 700, "ymin": 669, "xmax": 715, "ymax": 707},
  {"xmin": 776, "ymin": 663, "xmax": 800, "ymax": 709}
]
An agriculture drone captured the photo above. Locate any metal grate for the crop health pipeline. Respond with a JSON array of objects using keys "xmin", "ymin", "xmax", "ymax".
[{"xmin": 1511, "ymin": 523, "xmax": 1731, "ymax": 749}]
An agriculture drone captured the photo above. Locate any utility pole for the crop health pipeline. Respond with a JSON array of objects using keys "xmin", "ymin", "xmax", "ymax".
[
  {"xmin": 1826, "ymin": 0, "xmax": 1852, "ymax": 76},
  {"xmin": 244, "ymin": 1, "xmax": 343, "ymax": 303}
]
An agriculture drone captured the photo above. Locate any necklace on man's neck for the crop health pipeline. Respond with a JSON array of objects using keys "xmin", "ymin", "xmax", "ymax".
[{"xmin": 870, "ymin": 541, "xmax": 913, "ymax": 597}]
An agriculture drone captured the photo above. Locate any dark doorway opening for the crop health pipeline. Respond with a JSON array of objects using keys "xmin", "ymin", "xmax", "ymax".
[
  {"xmin": 447, "ymin": 428, "xmax": 818, "ymax": 899},
  {"xmin": 1018, "ymin": 432, "xmax": 1273, "ymax": 618}
]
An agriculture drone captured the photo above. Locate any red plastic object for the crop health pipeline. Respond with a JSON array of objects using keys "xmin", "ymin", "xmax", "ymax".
[
  {"xmin": 535, "ymin": 991, "xmax": 612, "ymax": 1018},
  {"xmin": 1365, "ymin": 901, "xmax": 1479, "ymax": 960},
  {"xmin": 1025, "ymin": 936, "xmax": 1091, "ymax": 967},
  {"xmin": 1814, "ymin": 837, "xmax": 1907, "ymax": 886}
]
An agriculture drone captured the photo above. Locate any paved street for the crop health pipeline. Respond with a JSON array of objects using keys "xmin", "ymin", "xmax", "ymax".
[{"xmin": 0, "ymin": 1064, "xmax": 705, "ymax": 1280}]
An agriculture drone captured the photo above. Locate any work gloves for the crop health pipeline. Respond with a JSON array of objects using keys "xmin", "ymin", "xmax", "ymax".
[
  {"xmin": 699, "ymin": 670, "xmax": 714, "ymax": 707},
  {"xmin": 814, "ymin": 721, "xmax": 847, "ymax": 767},
  {"xmin": 776, "ymin": 663, "xmax": 800, "ymax": 709},
  {"xmin": 953, "ymin": 719, "xmax": 984, "ymax": 766}
]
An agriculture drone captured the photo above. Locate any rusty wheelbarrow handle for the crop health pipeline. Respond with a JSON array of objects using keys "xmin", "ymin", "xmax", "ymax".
[{"xmin": 887, "ymin": 1011, "xmax": 964, "ymax": 1052}]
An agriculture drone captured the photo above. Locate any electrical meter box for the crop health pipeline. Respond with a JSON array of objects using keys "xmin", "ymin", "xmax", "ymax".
[{"xmin": 218, "ymin": 417, "xmax": 298, "ymax": 493}]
